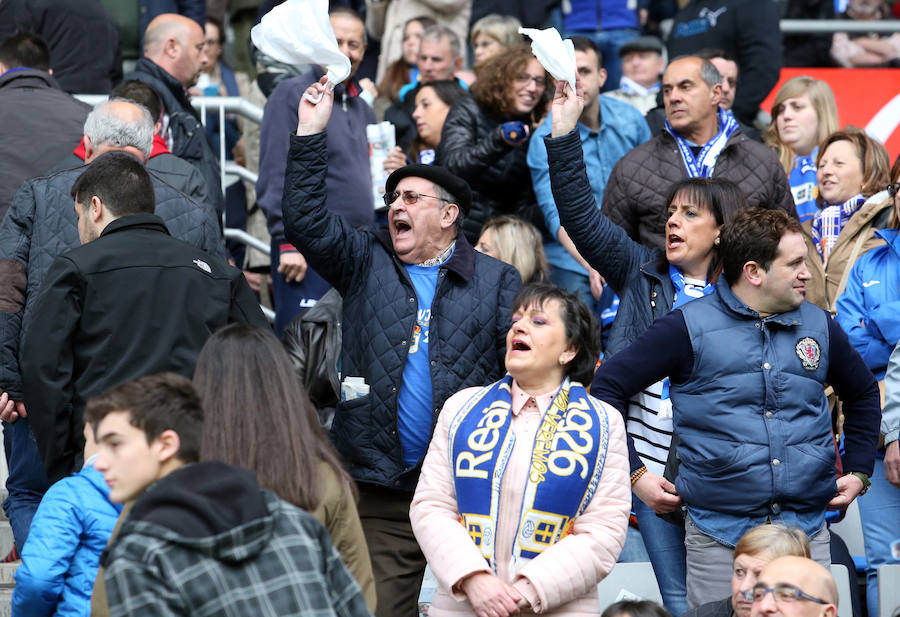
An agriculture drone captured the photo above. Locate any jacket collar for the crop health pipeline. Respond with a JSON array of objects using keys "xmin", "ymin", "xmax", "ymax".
[
  {"xmin": 0, "ymin": 67, "xmax": 59, "ymax": 90},
  {"xmin": 875, "ymin": 227, "xmax": 900, "ymax": 254},
  {"xmin": 716, "ymin": 278, "xmax": 805, "ymax": 327},
  {"xmin": 99, "ymin": 213, "xmax": 171, "ymax": 238},
  {"xmin": 134, "ymin": 57, "xmax": 194, "ymax": 114},
  {"xmin": 375, "ymin": 227, "xmax": 476, "ymax": 281}
]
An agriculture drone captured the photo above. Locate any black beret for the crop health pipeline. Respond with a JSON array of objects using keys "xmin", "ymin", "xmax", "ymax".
[{"xmin": 384, "ymin": 164, "xmax": 472, "ymax": 215}]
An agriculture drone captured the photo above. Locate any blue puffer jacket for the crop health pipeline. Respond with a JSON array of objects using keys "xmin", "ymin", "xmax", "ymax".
[
  {"xmin": 675, "ymin": 285, "xmax": 836, "ymax": 545},
  {"xmin": 835, "ymin": 228, "xmax": 900, "ymax": 380},
  {"xmin": 0, "ymin": 160, "xmax": 225, "ymax": 400},
  {"xmin": 545, "ymin": 129, "xmax": 674, "ymax": 357},
  {"xmin": 282, "ymin": 132, "xmax": 522, "ymax": 490},
  {"xmin": 13, "ymin": 464, "xmax": 122, "ymax": 617}
]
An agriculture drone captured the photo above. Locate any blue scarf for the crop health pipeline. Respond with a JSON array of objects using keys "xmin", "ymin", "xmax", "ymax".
[
  {"xmin": 665, "ymin": 107, "xmax": 739, "ymax": 178},
  {"xmin": 789, "ymin": 149, "xmax": 819, "ymax": 223},
  {"xmin": 660, "ymin": 266, "xmax": 717, "ymax": 417},
  {"xmin": 449, "ymin": 376, "xmax": 609, "ymax": 573},
  {"xmin": 811, "ymin": 193, "xmax": 866, "ymax": 262}
]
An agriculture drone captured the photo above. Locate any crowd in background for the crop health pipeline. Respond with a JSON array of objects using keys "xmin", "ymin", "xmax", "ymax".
[{"xmin": 0, "ymin": 0, "xmax": 899, "ymax": 616}]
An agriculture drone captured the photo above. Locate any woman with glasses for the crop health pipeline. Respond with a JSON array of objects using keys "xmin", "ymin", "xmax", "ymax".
[
  {"xmin": 801, "ymin": 128, "xmax": 893, "ymax": 313},
  {"xmin": 833, "ymin": 157, "xmax": 900, "ymax": 617},
  {"xmin": 437, "ymin": 44, "xmax": 552, "ymax": 244},
  {"xmin": 683, "ymin": 525, "xmax": 810, "ymax": 617}
]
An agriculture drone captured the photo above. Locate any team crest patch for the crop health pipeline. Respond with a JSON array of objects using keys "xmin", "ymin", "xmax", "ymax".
[{"xmin": 795, "ymin": 337, "xmax": 820, "ymax": 370}]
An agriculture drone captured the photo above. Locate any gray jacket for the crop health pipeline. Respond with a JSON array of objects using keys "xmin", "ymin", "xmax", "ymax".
[{"xmin": 0, "ymin": 69, "xmax": 90, "ymax": 221}]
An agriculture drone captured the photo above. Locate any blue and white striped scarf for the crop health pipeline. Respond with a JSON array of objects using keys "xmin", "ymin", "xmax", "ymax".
[
  {"xmin": 811, "ymin": 193, "xmax": 866, "ymax": 262},
  {"xmin": 666, "ymin": 107, "xmax": 739, "ymax": 178}
]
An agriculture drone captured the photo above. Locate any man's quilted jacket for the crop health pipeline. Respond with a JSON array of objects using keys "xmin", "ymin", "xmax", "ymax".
[
  {"xmin": 0, "ymin": 159, "xmax": 225, "ymax": 400},
  {"xmin": 602, "ymin": 129, "xmax": 796, "ymax": 250},
  {"xmin": 282, "ymin": 131, "xmax": 521, "ymax": 491}
]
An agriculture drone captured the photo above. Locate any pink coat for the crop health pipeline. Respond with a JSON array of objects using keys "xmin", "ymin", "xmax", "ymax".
[{"xmin": 410, "ymin": 381, "xmax": 631, "ymax": 616}]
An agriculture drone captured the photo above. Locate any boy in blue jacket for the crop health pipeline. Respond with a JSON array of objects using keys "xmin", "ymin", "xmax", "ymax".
[{"xmin": 12, "ymin": 423, "xmax": 122, "ymax": 617}]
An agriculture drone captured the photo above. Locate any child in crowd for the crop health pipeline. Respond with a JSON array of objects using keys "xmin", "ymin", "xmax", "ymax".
[{"xmin": 12, "ymin": 424, "xmax": 122, "ymax": 616}]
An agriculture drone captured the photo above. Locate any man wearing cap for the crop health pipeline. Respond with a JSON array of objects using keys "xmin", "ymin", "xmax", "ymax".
[
  {"xmin": 282, "ymin": 75, "xmax": 521, "ymax": 617},
  {"xmin": 604, "ymin": 35, "xmax": 666, "ymax": 115}
]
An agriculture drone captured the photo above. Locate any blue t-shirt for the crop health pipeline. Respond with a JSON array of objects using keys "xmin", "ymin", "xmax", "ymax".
[{"xmin": 397, "ymin": 260, "xmax": 442, "ymax": 467}]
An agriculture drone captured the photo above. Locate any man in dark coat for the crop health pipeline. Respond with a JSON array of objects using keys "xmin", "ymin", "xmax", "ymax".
[
  {"xmin": 0, "ymin": 101, "xmax": 225, "ymax": 553},
  {"xmin": 284, "ymin": 76, "xmax": 521, "ymax": 617},
  {"xmin": 16, "ymin": 154, "xmax": 265, "ymax": 486},
  {"xmin": 0, "ymin": 32, "xmax": 90, "ymax": 220},
  {"xmin": 125, "ymin": 13, "xmax": 223, "ymax": 214},
  {"xmin": 603, "ymin": 56, "xmax": 795, "ymax": 251}
]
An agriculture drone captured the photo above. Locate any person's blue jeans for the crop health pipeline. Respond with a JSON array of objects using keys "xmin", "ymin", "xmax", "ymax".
[
  {"xmin": 568, "ymin": 28, "xmax": 641, "ymax": 93},
  {"xmin": 270, "ymin": 240, "xmax": 331, "ymax": 336},
  {"xmin": 2, "ymin": 418, "xmax": 51, "ymax": 550},
  {"xmin": 857, "ymin": 455, "xmax": 900, "ymax": 617},
  {"xmin": 633, "ymin": 497, "xmax": 689, "ymax": 616}
]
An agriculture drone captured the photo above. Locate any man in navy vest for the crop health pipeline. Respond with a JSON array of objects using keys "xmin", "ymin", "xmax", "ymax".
[{"xmin": 592, "ymin": 207, "xmax": 880, "ymax": 609}]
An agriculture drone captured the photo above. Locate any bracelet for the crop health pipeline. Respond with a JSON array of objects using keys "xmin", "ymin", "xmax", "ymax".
[{"xmin": 630, "ymin": 466, "xmax": 648, "ymax": 486}]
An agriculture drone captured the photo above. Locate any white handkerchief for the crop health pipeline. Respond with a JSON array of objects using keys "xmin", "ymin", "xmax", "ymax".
[
  {"xmin": 518, "ymin": 27, "xmax": 576, "ymax": 91},
  {"xmin": 251, "ymin": 0, "xmax": 352, "ymax": 96}
]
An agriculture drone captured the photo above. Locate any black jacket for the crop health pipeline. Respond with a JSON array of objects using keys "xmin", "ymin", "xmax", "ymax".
[
  {"xmin": 282, "ymin": 132, "xmax": 521, "ymax": 490},
  {"xmin": 436, "ymin": 95, "xmax": 542, "ymax": 243},
  {"xmin": 0, "ymin": 160, "xmax": 225, "ymax": 402},
  {"xmin": 126, "ymin": 58, "xmax": 224, "ymax": 214},
  {"xmin": 602, "ymin": 128, "xmax": 795, "ymax": 250},
  {"xmin": 0, "ymin": 69, "xmax": 90, "ymax": 220},
  {"xmin": 21, "ymin": 215, "xmax": 267, "ymax": 482},
  {"xmin": 666, "ymin": 0, "xmax": 782, "ymax": 125}
]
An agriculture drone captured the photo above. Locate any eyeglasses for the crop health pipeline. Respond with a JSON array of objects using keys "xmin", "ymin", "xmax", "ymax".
[
  {"xmin": 748, "ymin": 587, "xmax": 829, "ymax": 605},
  {"xmin": 887, "ymin": 182, "xmax": 900, "ymax": 197},
  {"xmin": 383, "ymin": 190, "xmax": 452, "ymax": 208},
  {"xmin": 514, "ymin": 74, "xmax": 546, "ymax": 89}
]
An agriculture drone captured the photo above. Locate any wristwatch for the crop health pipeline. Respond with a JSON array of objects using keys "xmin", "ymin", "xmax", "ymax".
[{"xmin": 846, "ymin": 471, "xmax": 871, "ymax": 495}]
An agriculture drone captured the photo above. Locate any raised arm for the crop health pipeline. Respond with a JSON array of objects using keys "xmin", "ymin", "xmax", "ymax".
[{"xmin": 543, "ymin": 79, "xmax": 653, "ymax": 293}]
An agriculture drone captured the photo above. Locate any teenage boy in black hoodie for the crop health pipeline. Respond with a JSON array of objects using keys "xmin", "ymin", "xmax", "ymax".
[{"xmin": 87, "ymin": 372, "xmax": 372, "ymax": 617}]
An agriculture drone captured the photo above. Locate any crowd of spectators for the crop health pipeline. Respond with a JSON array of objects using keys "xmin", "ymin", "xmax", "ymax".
[{"xmin": 0, "ymin": 1, "xmax": 899, "ymax": 616}]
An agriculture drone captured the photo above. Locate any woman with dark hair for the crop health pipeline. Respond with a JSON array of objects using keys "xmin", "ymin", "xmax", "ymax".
[
  {"xmin": 193, "ymin": 323, "xmax": 375, "ymax": 611},
  {"xmin": 602, "ymin": 600, "xmax": 672, "ymax": 617},
  {"xmin": 383, "ymin": 79, "xmax": 468, "ymax": 171},
  {"xmin": 802, "ymin": 127, "xmax": 893, "ymax": 313},
  {"xmin": 537, "ymin": 76, "xmax": 747, "ymax": 616},
  {"xmin": 411, "ymin": 282, "xmax": 630, "ymax": 617},
  {"xmin": 436, "ymin": 44, "xmax": 552, "ymax": 243}
]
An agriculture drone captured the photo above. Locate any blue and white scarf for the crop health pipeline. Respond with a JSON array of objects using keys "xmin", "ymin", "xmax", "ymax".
[
  {"xmin": 659, "ymin": 266, "xmax": 716, "ymax": 418},
  {"xmin": 619, "ymin": 76, "xmax": 659, "ymax": 97},
  {"xmin": 665, "ymin": 107, "xmax": 739, "ymax": 178},
  {"xmin": 811, "ymin": 193, "xmax": 866, "ymax": 262},
  {"xmin": 449, "ymin": 376, "xmax": 609, "ymax": 573}
]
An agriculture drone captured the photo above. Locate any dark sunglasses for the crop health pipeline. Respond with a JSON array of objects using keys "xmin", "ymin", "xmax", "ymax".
[{"xmin": 383, "ymin": 190, "xmax": 452, "ymax": 208}]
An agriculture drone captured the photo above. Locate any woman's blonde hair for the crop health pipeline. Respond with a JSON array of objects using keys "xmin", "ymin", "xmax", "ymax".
[
  {"xmin": 764, "ymin": 76, "xmax": 839, "ymax": 175},
  {"xmin": 470, "ymin": 14, "xmax": 523, "ymax": 48},
  {"xmin": 480, "ymin": 215, "xmax": 549, "ymax": 283},
  {"xmin": 733, "ymin": 524, "xmax": 811, "ymax": 561},
  {"xmin": 817, "ymin": 128, "xmax": 892, "ymax": 201}
]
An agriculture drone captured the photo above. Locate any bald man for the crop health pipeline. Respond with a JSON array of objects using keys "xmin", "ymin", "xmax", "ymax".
[
  {"xmin": 751, "ymin": 556, "xmax": 838, "ymax": 617},
  {"xmin": 125, "ymin": 13, "xmax": 222, "ymax": 214}
]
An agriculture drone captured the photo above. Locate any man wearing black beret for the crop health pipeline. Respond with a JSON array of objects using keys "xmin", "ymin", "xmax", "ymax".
[{"xmin": 281, "ymin": 76, "xmax": 522, "ymax": 617}]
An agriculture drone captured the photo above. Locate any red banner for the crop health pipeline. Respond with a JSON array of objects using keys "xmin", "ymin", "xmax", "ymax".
[{"xmin": 760, "ymin": 68, "xmax": 900, "ymax": 161}]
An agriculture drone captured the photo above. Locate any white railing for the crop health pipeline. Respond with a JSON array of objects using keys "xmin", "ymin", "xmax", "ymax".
[{"xmin": 780, "ymin": 19, "xmax": 900, "ymax": 34}]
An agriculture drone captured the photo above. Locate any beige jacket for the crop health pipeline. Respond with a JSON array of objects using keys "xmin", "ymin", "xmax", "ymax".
[
  {"xmin": 310, "ymin": 461, "xmax": 377, "ymax": 613},
  {"xmin": 367, "ymin": 0, "xmax": 472, "ymax": 83},
  {"xmin": 410, "ymin": 382, "xmax": 631, "ymax": 616},
  {"xmin": 802, "ymin": 190, "xmax": 892, "ymax": 313}
]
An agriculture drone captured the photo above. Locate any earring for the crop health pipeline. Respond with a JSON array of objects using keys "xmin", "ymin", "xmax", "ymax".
[{"xmin": 715, "ymin": 237, "xmax": 720, "ymax": 246}]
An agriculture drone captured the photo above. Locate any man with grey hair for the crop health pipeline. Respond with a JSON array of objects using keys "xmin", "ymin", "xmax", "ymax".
[
  {"xmin": 385, "ymin": 24, "xmax": 467, "ymax": 150},
  {"xmin": 0, "ymin": 98, "xmax": 225, "ymax": 552},
  {"xmin": 599, "ymin": 56, "xmax": 795, "ymax": 250}
]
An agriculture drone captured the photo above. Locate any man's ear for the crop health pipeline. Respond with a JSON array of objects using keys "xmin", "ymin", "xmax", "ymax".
[
  {"xmin": 597, "ymin": 67, "xmax": 608, "ymax": 90},
  {"xmin": 711, "ymin": 82, "xmax": 723, "ymax": 106},
  {"xmin": 153, "ymin": 429, "xmax": 182, "ymax": 464},
  {"xmin": 742, "ymin": 260, "xmax": 765, "ymax": 288},
  {"xmin": 165, "ymin": 36, "xmax": 180, "ymax": 59},
  {"xmin": 82, "ymin": 135, "xmax": 94, "ymax": 160},
  {"xmin": 89, "ymin": 195, "xmax": 104, "ymax": 223},
  {"xmin": 441, "ymin": 203, "xmax": 460, "ymax": 230},
  {"xmin": 453, "ymin": 55, "xmax": 463, "ymax": 73}
]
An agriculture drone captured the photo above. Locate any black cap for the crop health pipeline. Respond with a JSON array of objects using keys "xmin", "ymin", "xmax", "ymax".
[
  {"xmin": 618, "ymin": 35, "xmax": 664, "ymax": 58},
  {"xmin": 384, "ymin": 164, "xmax": 472, "ymax": 215}
]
